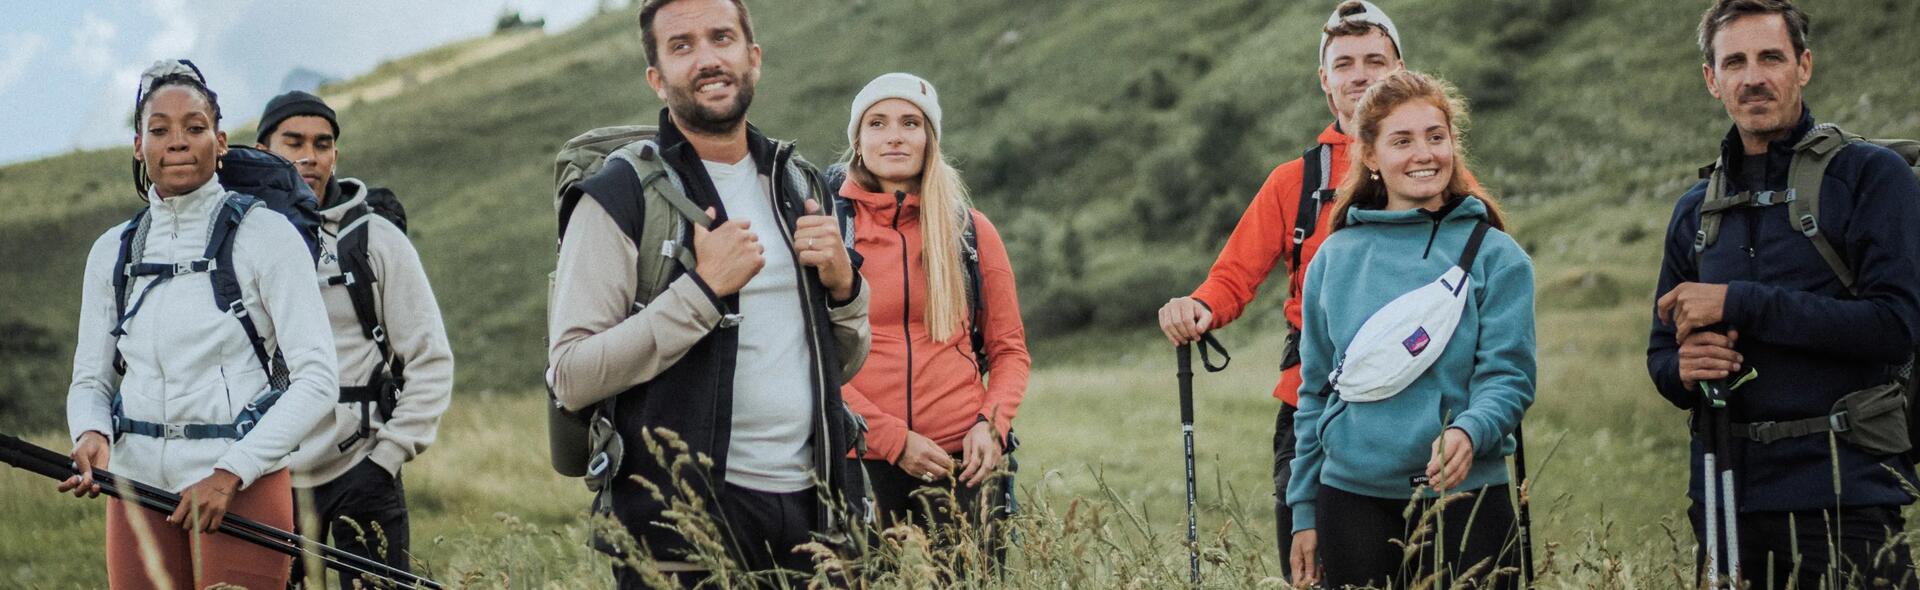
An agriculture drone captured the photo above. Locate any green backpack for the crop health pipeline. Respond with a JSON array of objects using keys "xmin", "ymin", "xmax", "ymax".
[
  {"xmin": 1695, "ymin": 123, "xmax": 1920, "ymax": 460},
  {"xmin": 544, "ymin": 125, "xmax": 713, "ymax": 491}
]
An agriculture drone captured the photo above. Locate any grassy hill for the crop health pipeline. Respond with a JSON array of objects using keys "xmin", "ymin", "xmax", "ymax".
[
  {"xmin": 5, "ymin": 1, "xmax": 1920, "ymax": 586},
  {"xmin": 3, "ymin": 0, "xmax": 1919, "ymax": 430}
]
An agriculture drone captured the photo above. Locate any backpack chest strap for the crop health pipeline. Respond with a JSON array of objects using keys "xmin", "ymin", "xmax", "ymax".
[
  {"xmin": 110, "ymin": 259, "xmax": 220, "ymax": 337},
  {"xmin": 110, "ymin": 387, "xmax": 285, "ymax": 441}
]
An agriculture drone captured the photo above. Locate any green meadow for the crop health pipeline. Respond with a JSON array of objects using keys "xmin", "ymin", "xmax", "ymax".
[{"xmin": 4, "ymin": 0, "xmax": 1920, "ymax": 587}]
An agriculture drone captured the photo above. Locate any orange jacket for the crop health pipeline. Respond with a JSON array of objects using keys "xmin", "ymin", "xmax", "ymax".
[
  {"xmin": 838, "ymin": 181, "xmax": 1032, "ymax": 462},
  {"xmin": 1189, "ymin": 123, "xmax": 1352, "ymax": 405}
]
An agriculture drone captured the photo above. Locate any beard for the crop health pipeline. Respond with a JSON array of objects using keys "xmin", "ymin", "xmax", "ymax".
[{"xmin": 664, "ymin": 69, "xmax": 755, "ymax": 136}]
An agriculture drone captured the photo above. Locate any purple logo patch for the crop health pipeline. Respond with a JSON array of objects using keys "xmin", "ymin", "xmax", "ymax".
[{"xmin": 1403, "ymin": 327, "xmax": 1431, "ymax": 356}]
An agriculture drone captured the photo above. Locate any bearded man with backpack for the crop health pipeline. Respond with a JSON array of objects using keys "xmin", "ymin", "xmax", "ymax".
[
  {"xmin": 545, "ymin": 0, "xmax": 871, "ymax": 586},
  {"xmin": 1648, "ymin": 1, "xmax": 1920, "ymax": 587},
  {"xmin": 259, "ymin": 90, "xmax": 455, "ymax": 588}
]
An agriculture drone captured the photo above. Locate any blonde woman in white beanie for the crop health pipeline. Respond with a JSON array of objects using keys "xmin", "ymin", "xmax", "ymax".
[{"xmin": 831, "ymin": 73, "xmax": 1032, "ymax": 558}]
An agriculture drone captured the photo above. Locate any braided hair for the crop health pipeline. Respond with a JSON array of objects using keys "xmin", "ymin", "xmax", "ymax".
[{"xmin": 130, "ymin": 61, "xmax": 222, "ymax": 200}]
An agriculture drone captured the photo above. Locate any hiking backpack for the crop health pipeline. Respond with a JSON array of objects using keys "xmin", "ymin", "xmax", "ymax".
[
  {"xmin": 1281, "ymin": 143, "xmax": 1338, "ymax": 371},
  {"xmin": 107, "ymin": 145, "xmax": 323, "ymax": 441},
  {"xmin": 1694, "ymin": 123, "xmax": 1920, "ymax": 461},
  {"xmin": 544, "ymin": 125, "xmax": 716, "ymax": 483},
  {"xmin": 321, "ymin": 181, "xmax": 411, "ymax": 452}
]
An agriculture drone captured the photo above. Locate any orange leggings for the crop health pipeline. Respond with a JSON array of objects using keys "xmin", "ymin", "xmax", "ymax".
[{"xmin": 105, "ymin": 469, "xmax": 293, "ymax": 590}]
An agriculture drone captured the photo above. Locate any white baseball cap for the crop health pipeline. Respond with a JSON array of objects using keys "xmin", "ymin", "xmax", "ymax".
[{"xmin": 1319, "ymin": 1, "xmax": 1403, "ymax": 65}]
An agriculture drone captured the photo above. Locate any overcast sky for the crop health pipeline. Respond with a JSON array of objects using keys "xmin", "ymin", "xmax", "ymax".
[{"xmin": 0, "ymin": 0, "xmax": 612, "ymax": 165}]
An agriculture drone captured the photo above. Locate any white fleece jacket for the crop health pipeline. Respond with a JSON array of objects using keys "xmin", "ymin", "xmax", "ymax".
[
  {"xmin": 287, "ymin": 178, "xmax": 454, "ymax": 488},
  {"xmin": 66, "ymin": 178, "xmax": 339, "ymax": 493}
]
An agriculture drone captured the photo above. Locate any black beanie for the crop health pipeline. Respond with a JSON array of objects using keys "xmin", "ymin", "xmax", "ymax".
[{"xmin": 257, "ymin": 91, "xmax": 338, "ymax": 142}]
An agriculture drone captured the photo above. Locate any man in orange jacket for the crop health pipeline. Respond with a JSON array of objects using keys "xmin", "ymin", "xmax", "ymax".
[{"xmin": 1156, "ymin": 0, "xmax": 1405, "ymax": 571}]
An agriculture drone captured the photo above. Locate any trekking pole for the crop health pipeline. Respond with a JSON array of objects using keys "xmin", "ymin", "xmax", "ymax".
[
  {"xmin": 1691, "ymin": 375, "xmax": 1749, "ymax": 589},
  {"xmin": 1511, "ymin": 423, "xmax": 1535, "ymax": 588},
  {"xmin": 1175, "ymin": 334, "xmax": 1230, "ymax": 586},
  {"xmin": 0, "ymin": 433, "xmax": 443, "ymax": 590},
  {"xmin": 1701, "ymin": 380, "xmax": 1742, "ymax": 587}
]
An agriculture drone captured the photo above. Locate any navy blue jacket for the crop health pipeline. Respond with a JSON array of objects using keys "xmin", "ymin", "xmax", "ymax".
[{"xmin": 1649, "ymin": 108, "xmax": 1920, "ymax": 511}]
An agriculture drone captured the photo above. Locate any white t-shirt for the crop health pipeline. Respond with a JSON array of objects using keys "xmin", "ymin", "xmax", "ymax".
[{"xmin": 704, "ymin": 156, "xmax": 815, "ymax": 493}]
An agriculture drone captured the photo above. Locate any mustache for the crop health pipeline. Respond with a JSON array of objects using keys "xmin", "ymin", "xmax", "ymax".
[
  {"xmin": 691, "ymin": 69, "xmax": 735, "ymax": 88},
  {"xmin": 1739, "ymin": 86, "xmax": 1775, "ymax": 102}
]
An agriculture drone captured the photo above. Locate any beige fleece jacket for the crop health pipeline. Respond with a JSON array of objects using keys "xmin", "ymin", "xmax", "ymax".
[{"xmin": 287, "ymin": 178, "xmax": 454, "ymax": 488}]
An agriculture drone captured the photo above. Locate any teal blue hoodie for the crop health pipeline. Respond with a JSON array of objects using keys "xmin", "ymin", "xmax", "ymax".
[{"xmin": 1288, "ymin": 196, "xmax": 1536, "ymax": 533}]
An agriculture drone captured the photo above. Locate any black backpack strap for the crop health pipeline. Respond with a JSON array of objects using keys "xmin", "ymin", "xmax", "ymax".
[
  {"xmin": 208, "ymin": 195, "xmax": 289, "ymax": 391},
  {"xmin": 962, "ymin": 211, "xmax": 986, "ymax": 374},
  {"xmin": 110, "ymin": 211, "xmax": 149, "ymax": 375},
  {"xmin": 1459, "ymin": 221, "xmax": 1493, "ymax": 274},
  {"xmin": 1291, "ymin": 145, "xmax": 1333, "ymax": 276},
  {"xmin": 334, "ymin": 205, "xmax": 394, "ymax": 364},
  {"xmin": 329, "ymin": 204, "xmax": 403, "ymax": 449}
]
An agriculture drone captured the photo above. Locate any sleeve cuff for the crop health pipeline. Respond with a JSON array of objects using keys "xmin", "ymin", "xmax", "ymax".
[
  {"xmin": 682, "ymin": 270, "xmax": 724, "ymax": 310},
  {"xmin": 1723, "ymin": 280, "xmax": 1755, "ymax": 327},
  {"xmin": 829, "ymin": 278, "xmax": 870, "ymax": 319},
  {"xmin": 1291, "ymin": 501, "xmax": 1316, "ymax": 533},
  {"xmin": 829, "ymin": 274, "xmax": 866, "ymax": 309},
  {"xmin": 71, "ymin": 423, "xmax": 112, "ymax": 445},
  {"xmin": 369, "ymin": 441, "xmax": 408, "ymax": 477},
  {"xmin": 1451, "ymin": 414, "xmax": 1500, "ymax": 457},
  {"xmin": 671, "ymin": 273, "xmax": 725, "ymax": 328},
  {"xmin": 870, "ymin": 424, "xmax": 908, "ymax": 464},
  {"xmin": 214, "ymin": 456, "xmax": 263, "ymax": 490}
]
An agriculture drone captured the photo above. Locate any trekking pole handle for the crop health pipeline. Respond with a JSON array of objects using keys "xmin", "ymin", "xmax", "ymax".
[{"xmin": 1177, "ymin": 342, "xmax": 1195, "ymax": 426}]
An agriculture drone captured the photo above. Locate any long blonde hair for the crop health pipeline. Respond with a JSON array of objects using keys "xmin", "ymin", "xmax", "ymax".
[
  {"xmin": 843, "ymin": 126, "xmax": 976, "ymax": 343},
  {"xmin": 1328, "ymin": 70, "xmax": 1506, "ymax": 233}
]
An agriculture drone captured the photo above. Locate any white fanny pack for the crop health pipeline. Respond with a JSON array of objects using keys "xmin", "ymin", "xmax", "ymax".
[{"xmin": 1328, "ymin": 222, "xmax": 1492, "ymax": 403}]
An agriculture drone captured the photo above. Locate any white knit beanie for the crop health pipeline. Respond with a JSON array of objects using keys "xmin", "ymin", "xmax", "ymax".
[{"xmin": 847, "ymin": 73, "xmax": 943, "ymax": 147}]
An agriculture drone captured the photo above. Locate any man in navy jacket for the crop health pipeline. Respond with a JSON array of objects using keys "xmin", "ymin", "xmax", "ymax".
[{"xmin": 1649, "ymin": 1, "xmax": 1920, "ymax": 588}]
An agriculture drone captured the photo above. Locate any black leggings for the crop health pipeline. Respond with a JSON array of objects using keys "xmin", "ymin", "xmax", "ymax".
[
  {"xmin": 861, "ymin": 456, "xmax": 1011, "ymax": 561},
  {"xmin": 1273, "ymin": 404, "xmax": 1297, "ymax": 577},
  {"xmin": 1317, "ymin": 483, "xmax": 1522, "ymax": 590}
]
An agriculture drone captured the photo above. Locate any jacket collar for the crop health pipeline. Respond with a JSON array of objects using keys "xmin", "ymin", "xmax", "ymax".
[
  {"xmin": 836, "ymin": 173, "xmax": 921, "ymax": 216},
  {"xmin": 654, "ymin": 108, "xmax": 788, "ymax": 221},
  {"xmin": 1317, "ymin": 121, "xmax": 1354, "ymax": 147},
  {"xmin": 147, "ymin": 176, "xmax": 227, "ymax": 224},
  {"xmin": 1718, "ymin": 105, "xmax": 1815, "ymax": 190},
  {"xmin": 654, "ymin": 107, "xmax": 779, "ymax": 176},
  {"xmin": 317, "ymin": 178, "xmax": 368, "ymax": 223},
  {"xmin": 1346, "ymin": 194, "xmax": 1486, "ymax": 226}
]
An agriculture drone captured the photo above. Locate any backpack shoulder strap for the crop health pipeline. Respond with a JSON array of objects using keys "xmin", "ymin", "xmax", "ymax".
[
  {"xmin": 583, "ymin": 140, "xmax": 714, "ymax": 306},
  {"xmin": 208, "ymin": 194, "xmax": 288, "ymax": 389},
  {"xmin": 334, "ymin": 204, "xmax": 394, "ymax": 364},
  {"xmin": 962, "ymin": 210, "xmax": 987, "ymax": 373},
  {"xmin": 823, "ymin": 164, "xmax": 867, "ymax": 270},
  {"xmin": 1459, "ymin": 221, "xmax": 1493, "ymax": 273},
  {"xmin": 1290, "ymin": 144, "xmax": 1333, "ymax": 276},
  {"xmin": 110, "ymin": 211, "xmax": 152, "ymax": 375},
  {"xmin": 1788, "ymin": 124, "xmax": 1865, "ymax": 295}
]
